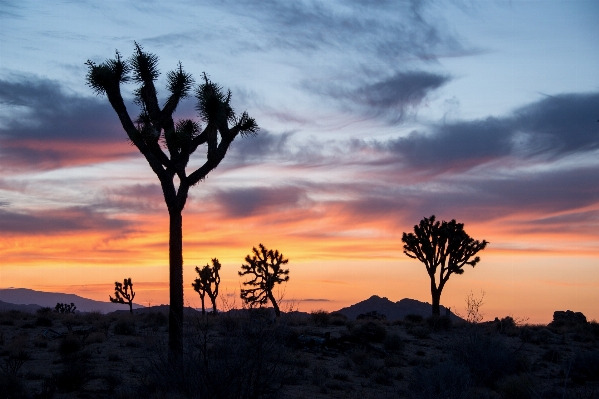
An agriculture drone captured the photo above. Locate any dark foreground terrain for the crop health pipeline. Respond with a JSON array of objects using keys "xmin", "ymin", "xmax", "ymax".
[{"xmin": 0, "ymin": 308, "xmax": 598, "ymax": 399}]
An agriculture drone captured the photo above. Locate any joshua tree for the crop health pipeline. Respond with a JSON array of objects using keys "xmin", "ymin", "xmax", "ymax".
[
  {"xmin": 54, "ymin": 303, "xmax": 76, "ymax": 314},
  {"xmin": 239, "ymin": 244, "xmax": 289, "ymax": 318},
  {"xmin": 192, "ymin": 258, "xmax": 221, "ymax": 315},
  {"xmin": 402, "ymin": 215, "xmax": 488, "ymax": 316},
  {"xmin": 110, "ymin": 278, "xmax": 136, "ymax": 314},
  {"xmin": 86, "ymin": 43, "xmax": 258, "ymax": 358}
]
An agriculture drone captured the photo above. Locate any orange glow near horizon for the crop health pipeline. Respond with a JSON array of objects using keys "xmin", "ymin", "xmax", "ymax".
[{"xmin": 2, "ymin": 197, "xmax": 598, "ymax": 324}]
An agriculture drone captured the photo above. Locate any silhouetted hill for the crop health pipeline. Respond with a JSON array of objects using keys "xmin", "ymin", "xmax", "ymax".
[
  {"xmin": 0, "ymin": 299, "xmax": 43, "ymax": 313},
  {"xmin": 336, "ymin": 295, "xmax": 462, "ymax": 321},
  {"xmin": 0, "ymin": 288, "xmax": 144, "ymax": 313},
  {"xmin": 111, "ymin": 304, "xmax": 198, "ymax": 316}
]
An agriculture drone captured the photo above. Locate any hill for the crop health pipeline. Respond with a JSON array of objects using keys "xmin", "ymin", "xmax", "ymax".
[
  {"xmin": 335, "ymin": 295, "xmax": 462, "ymax": 321},
  {"xmin": 0, "ymin": 288, "xmax": 144, "ymax": 313}
]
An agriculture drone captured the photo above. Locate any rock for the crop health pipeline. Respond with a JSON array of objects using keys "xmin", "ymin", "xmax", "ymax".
[{"xmin": 549, "ymin": 310, "xmax": 587, "ymax": 327}]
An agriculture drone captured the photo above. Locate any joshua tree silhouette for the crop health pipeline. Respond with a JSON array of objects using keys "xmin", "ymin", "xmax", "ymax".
[
  {"xmin": 239, "ymin": 244, "xmax": 289, "ymax": 318},
  {"xmin": 110, "ymin": 278, "xmax": 136, "ymax": 314},
  {"xmin": 192, "ymin": 258, "xmax": 221, "ymax": 315},
  {"xmin": 402, "ymin": 215, "xmax": 488, "ymax": 316},
  {"xmin": 86, "ymin": 43, "xmax": 258, "ymax": 358}
]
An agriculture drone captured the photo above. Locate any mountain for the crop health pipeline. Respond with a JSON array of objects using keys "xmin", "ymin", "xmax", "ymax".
[
  {"xmin": 335, "ymin": 295, "xmax": 462, "ymax": 321},
  {"xmin": 0, "ymin": 288, "xmax": 144, "ymax": 313},
  {"xmin": 0, "ymin": 300, "xmax": 43, "ymax": 313}
]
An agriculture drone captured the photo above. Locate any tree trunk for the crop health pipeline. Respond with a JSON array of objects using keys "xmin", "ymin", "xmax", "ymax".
[
  {"xmin": 268, "ymin": 291, "xmax": 280, "ymax": 318},
  {"xmin": 431, "ymin": 288, "xmax": 441, "ymax": 316},
  {"xmin": 168, "ymin": 210, "xmax": 184, "ymax": 360},
  {"xmin": 200, "ymin": 295, "xmax": 205, "ymax": 316},
  {"xmin": 210, "ymin": 295, "xmax": 217, "ymax": 315},
  {"xmin": 128, "ymin": 301, "xmax": 133, "ymax": 315}
]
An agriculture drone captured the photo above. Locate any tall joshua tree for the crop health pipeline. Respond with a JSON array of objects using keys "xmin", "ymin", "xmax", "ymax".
[
  {"xmin": 239, "ymin": 244, "xmax": 289, "ymax": 318},
  {"xmin": 402, "ymin": 215, "xmax": 488, "ymax": 316},
  {"xmin": 192, "ymin": 258, "xmax": 221, "ymax": 315},
  {"xmin": 110, "ymin": 278, "xmax": 136, "ymax": 314},
  {"xmin": 86, "ymin": 44, "xmax": 258, "ymax": 358}
]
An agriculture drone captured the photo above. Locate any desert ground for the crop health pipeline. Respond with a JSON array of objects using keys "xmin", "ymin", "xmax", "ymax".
[{"xmin": 0, "ymin": 307, "xmax": 598, "ymax": 399}]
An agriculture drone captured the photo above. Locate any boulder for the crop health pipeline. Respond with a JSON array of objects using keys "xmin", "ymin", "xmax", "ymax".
[{"xmin": 549, "ymin": 310, "xmax": 587, "ymax": 327}]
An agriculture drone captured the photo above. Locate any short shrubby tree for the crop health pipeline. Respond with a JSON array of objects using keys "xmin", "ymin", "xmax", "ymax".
[
  {"xmin": 192, "ymin": 258, "xmax": 221, "ymax": 315},
  {"xmin": 239, "ymin": 244, "xmax": 289, "ymax": 318},
  {"xmin": 402, "ymin": 215, "xmax": 488, "ymax": 316},
  {"xmin": 86, "ymin": 43, "xmax": 258, "ymax": 358},
  {"xmin": 110, "ymin": 278, "xmax": 136, "ymax": 314},
  {"xmin": 54, "ymin": 303, "xmax": 76, "ymax": 314}
]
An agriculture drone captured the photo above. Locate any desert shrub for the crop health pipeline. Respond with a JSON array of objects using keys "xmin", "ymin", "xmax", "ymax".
[
  {"xmin": 405, "ymin": 314, "xmax": 424, "ymax": 323},
  {"xmin": 311, "ymin": 365, "xmax": 331, "ymax": 386},
  {"xmin": 35, "ymin": 316, "xmax": 53, "ymax": 327},
  {"xmin": 330, "ymin": 312, "xmax": 347, "ymax": 326},
  {"xmin": 383, "ymin": 332, "xmax": 403, "ymax": 351},
  {"xmin": 426, "ymin": 315, "xmax": 452, "ymax": 331},
  {"xmin": 407, "ymin": 324, "xmax": 431, "ymax": 339},
  {"xmin": 100, "ymin": 371, "xmax": 123, "ymax": 393},
  {"xmin": 53, "ymin": 359, "xmax": 91, "ymax": 392},
  {"xmin": 332, "ymin": 372, "xmax": 349, "ymax": 381},
  {"xmin": 113, "ymin": 318, "xmax": 136, "ymax": 335},
  {"xmin": 350, "ymin": 321, "xmax": 387, "ymax": 343},
  {"xmin": 108, "ymin": 351, "xmax": 121, "ymax": 362},
  {"xmin": 452, "ymin": 331, "xmax": 520, "ymax": 387},
  {"xmin": 350, "ymin": 349, "xmax": 381, "ymax": 377},
  {"xmin": 142, "ymin": 311, "xmax": 168, "ymax": 329},
  {"xmin": 409, "ymin": 360, "xmax": 472, "ymax": 399},
  {"xmin": 0, "ymin": 373, "xmax": 27, "ymax": 399},
  {"xmin": 311, "ymin": 310, "xmax": 330, "ymax": 327},
  {"xmin": 496, "ymin": 375, "xmax": 535, "ymax": 399},
  {"xmin": 59, "ymin": 335, "xmax": 82, "ymax": 357},
  {"xmin": 385, "ymin": 354, "xmax": 403, "ymax": 368},
  {"xmin": 541, "ymin": 348, "xmax": 563, "ymax": 364},
  {"xmin": 142, "ymin": 316, "xmax": 295, "ymax": 399},
  {"xmin": 85, "ymin": 331, "xmax": 106, "ymax": 344},
  {"xmin": 357, "ymin": 311, "xmax": 387, "ymax": 321},
  {"xmin": 33, "ymin": 336, "xmax": 48, "ymax": 348},
  {"xmin": 36, "ymin": 307, "xmax": 53, "ymax": 315},
  {"xmin": 372, "ymin": 368, "xmax": 393, "ymax": 385},
  {"xmin": 569, "ymin": 350, "xmax": 599, "ymax": 384}
]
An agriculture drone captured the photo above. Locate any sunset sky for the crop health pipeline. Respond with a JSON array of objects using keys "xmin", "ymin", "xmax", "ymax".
[{"xmin": 1, "ymin": 1, "xmax": 598, "ymax": 323}]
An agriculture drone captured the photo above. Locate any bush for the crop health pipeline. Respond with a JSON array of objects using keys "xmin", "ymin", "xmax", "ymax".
[
  {"xmin": 35, "ymin": 316, "xmax": 53, "ymax": 327},
  {"xmin": 142, "ymin": 315, "xmax": 295, "ymax": 399},
  {"xmin": 53, "ymin": 359, "xmax": 91, "ymax": 392},
  {"xmin": 409, "ymin": 360, "xmax": 472, "ymax": 399},
  {"xmin": 330, "ymin": 312, "xmax": 348, "ymax": 326},
  {"xmin": 383, "ymin": 332, "xmax": 403, "ymax": 351},
  {"xmin": 496, "ymin": 375, "xmax": 535, "ymax": 399},
  {"xmin": 570, "ymin": 350, "xmax": 599, "ymax": 384},
  {"xmin": 59, "ymin": 335, "xmax": 82, "ymax": 357},
  {"xmin": 113, "ymin": 318, "xmax": 136, "ymax": 335},
  {"xmin": 0, "ymin": 373, "xmax": 27, "ymax": 399},
  {"xmin": 426, "ymin": 315, "xmax": 452, "ymax": 331},
  {"xmin": 310, "ymin": 310, "xmax": 330, "ymax": 327},
  {"xmin": 350, "ymin": 321, "xmax": 387, "ymax": 343},
  {"xmin": 452, "ymin": 331, "xmax": 520, "ymax": 387},
  {"xmin": 405, "ymin": 314, "xmax": 424, "ymax": 323}
]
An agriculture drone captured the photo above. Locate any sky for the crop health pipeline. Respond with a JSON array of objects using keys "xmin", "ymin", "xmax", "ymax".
[{"xmin": 0, "ymin": 0, "xmax": 598, "ymax": 323}]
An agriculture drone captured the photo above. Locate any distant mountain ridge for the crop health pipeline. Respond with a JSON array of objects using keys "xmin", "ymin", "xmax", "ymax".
[
  {"xmin": 335, "ymin": 295, "xmax": 462, "ymax": 321},
  {"xmin": 0, "ymin": 288, "xmax": 144, "ymax": 313}
]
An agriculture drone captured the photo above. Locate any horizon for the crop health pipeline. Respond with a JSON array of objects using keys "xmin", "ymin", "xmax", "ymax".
[{"xmin": 1, "ymin": 1, "xmax": 598, "ymax": 325}]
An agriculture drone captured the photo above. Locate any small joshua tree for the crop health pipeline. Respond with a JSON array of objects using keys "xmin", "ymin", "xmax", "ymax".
[
  {"xmin": 402, "ymin": 215, "xmax": 488, "ymax": 316},
  {"xmin": 110, "ymin": 278, "xmax": 136, "ymax": 314},
  {"xmin": 239, "ymin": 244, "xmax": 289, "ymax": 318},
  {"xmin": 192, "ymin": 258, "xmax": 221, "ymax": 315},
  {"xmin": 54, "ymin": 303, "xmax": 76, "ymax": 314}
]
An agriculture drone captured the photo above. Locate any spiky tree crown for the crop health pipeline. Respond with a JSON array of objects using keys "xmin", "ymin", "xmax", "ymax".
[
  {"xmin": 402, "ymin": 215, "xmax": 488, "ymax": 279},
  {"xmin": 238, "ymin": 244, "xmax": 289, "ymax": 307},
  {"xmin": 85, "ymin": 43, "xmax": 258, "ymax": 195}
]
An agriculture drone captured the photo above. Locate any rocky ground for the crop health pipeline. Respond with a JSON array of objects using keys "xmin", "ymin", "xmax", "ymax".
[{"xmin": 0, "ymin": 308, "xmax": 598, "ymax": 398}]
